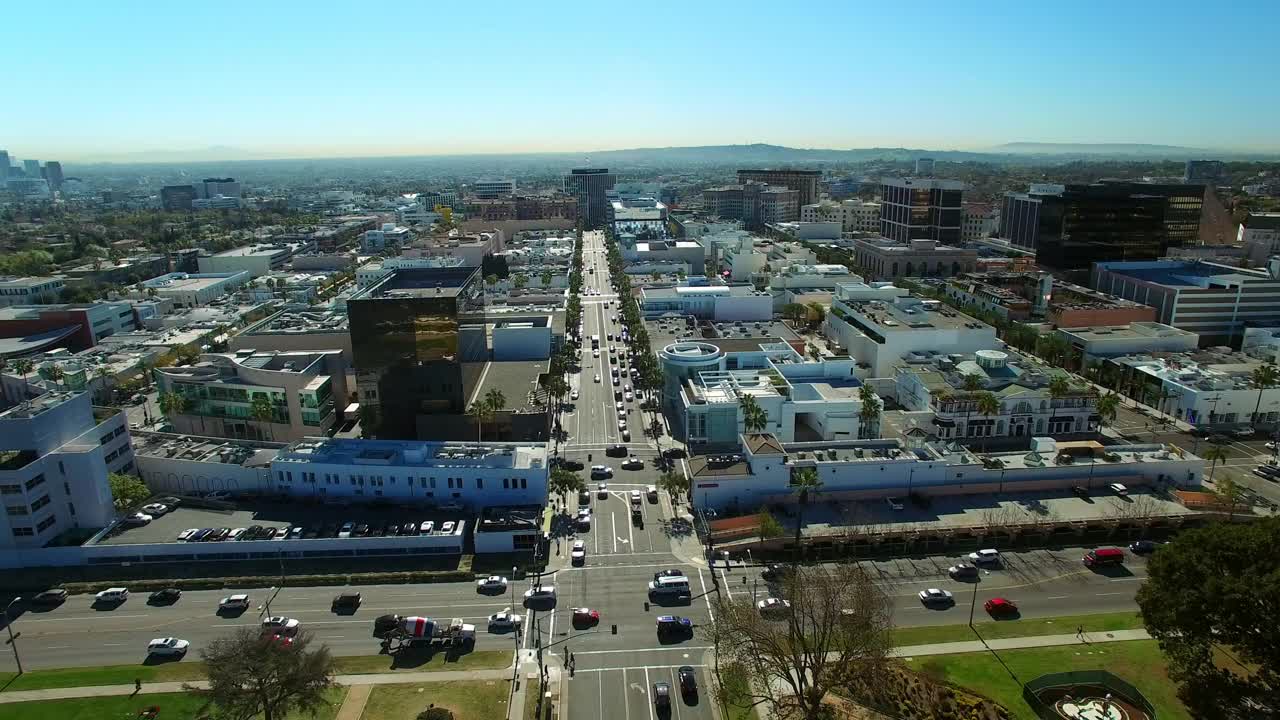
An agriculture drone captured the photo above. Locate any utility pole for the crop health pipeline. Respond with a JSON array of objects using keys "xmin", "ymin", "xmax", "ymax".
[{"xmin": 4, "ymin": 597, "xmax": 23, "ymax": 675}]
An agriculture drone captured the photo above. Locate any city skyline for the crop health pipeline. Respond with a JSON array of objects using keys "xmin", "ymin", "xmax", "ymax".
[{"xmin": 7, "ymin": 0, "xmax": 1280, "ymax": 161}]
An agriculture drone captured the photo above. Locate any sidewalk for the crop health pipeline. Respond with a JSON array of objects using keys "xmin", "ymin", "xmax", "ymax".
[
  {"xmin": 891, "ymin": 628, "xmax": 1151, "ymax": 658},
  {"xmin": 0, "ymin": 666, "xmax": 514, "ymax": 705}
]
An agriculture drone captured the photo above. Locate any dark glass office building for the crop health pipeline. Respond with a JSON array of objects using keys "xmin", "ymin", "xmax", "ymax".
[
  {"xmin": 879, "ymin": 178, "xmax": 964, "ymax": 244},
  {"xmin": 348, "ymin": 266, "xmax": 487, "ymax": 439}
]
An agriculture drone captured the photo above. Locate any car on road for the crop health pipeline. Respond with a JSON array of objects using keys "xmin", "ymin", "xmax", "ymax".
[
  {"xmin": 1071, "ymin": 486, "xmax": 1090, "ymax": 499},
  {"xmin": 333, "ymin": 592, "xmax": 362, "ymax": 610},
  {"xmin": 487, "ymin": 611, "xmax": 522, "ymax": 631},
  {"xmin": 591, "ymin": 466, "xmax": 613, "ymax": 480},
  {"xmin": 948, "ymin": 562, "xmax": 979, "ymax": 579},
  {"xmin": 661, "ymin": 448, "xmax": 687, "ymax": 460},
  {"xmin": 593, "ymin": 348, "xmax": 600, "ymax": 358},
  {"xmin": 625, "ymin": 391, "xmax": 633, "ymax": 402},
  {"xmin": 757, "ymin": 597, "xmax": 792, "ymax": 617},
  {"xmin": 95, "ymin": 587, "xmax": 129, "ymax": 604},
  {"xmin": 140, "ymin": 503, "xmax": 171, "ymax": 516},
  {"xmin": 576, "ymin": 508, "xmax": 592, "ymax": 529},
  {"xmin": 593, "ymin": 374, "xmax": 600, "ymax": 383},
  {"xmin": 1128, "ymin": 539, "xmax": 1158, "ymax": 554},
  {"xmin": 654, "ymin": 569, "xmax": 685, "ymax": 581},
  {"xmin": 678, "ymin": 666, "xmax": 698, "ymax": 696},
  {"xmin": 262, "ymin": 616, "xmax": 301, "ymax": 634},
  {"xmin": 984, "ymin": 597, "xmax": 1018, "ymax": 616},
  {"xmin": 147, "ymin": 637, "xmax": 189, "ymax": 657},
  {"xmin": 617, "ymin": 419, "xmax": 627, "ymax": 431},
  {"xmin": 122, "ymin": 512, "xmax": 153, "ymax": 525},
  {"xmin": 554, "ymin": 458, "xmax": 584, "ymax": 471},
  {"xmin": 1233, "ymin": 428, "xmax": 1255, "ymax": 438},
  {"xmin": 30, "ymin": 588, "xmax": 68, "ymax": 606},
  {"xmin": 646, "ymin": 485, "xmax": 658, "ymax": 501},
  {"xmin": 656, "ymin": 615, "xmax": 693, "ymax": 636},
  {"xmin": 219, "ymin": 594, "xmax": 250, "ymax": 611},
  {"xmin": 653, "ymin": 681, "xmax": 672, "ymax": 710},
  {"xmin": 419, "ymin": 521, "xmax": 435, "ymax": 534},
  {"xmin": 523, "ymin": 585, "xmax": 557, "ymax": 603},
  {"xmin": 148, "ymin": 588, "xmax": 182, "ymax": 604},
  {"xmin": 761, "ymin": 564, "xmax": 792, "ymax": 582},
  {"xmin": 205, "ymin": 490, "xmax": 232, "ymax": 501},
  {"xmin": 441, "ymin": 521, "xmax": 456, "ymax": 534},
  {"xmin": 968, "ymin": 548, "xmax": 1000, "ymax": 565},
  {"xmin": 885, "ymin": 496, "xmax": 904, "ymax": 511},
  {"xmin": 616, "ymin": 401, "xmax": 625, "ymax": 413},
  {"xmin": 570, "ymin": 389, "xmax": 579, "ymax": 401},
  {"xmin": 918, "ymin": 588, "xmax": 955, "ymax": 606},
  {"xmin": 572, "ymin": 607, "xmax": 600, "ymax": 626},
  {"xmin": 1108, "ymin": 483, "xmax": 1129, "ymax": 497},
  {"xmin": 622, "ymin": 456, "xmax": 644, "ymax": 470},
  {"xmin": 477, "ymin": 576, "xmax": 509, "ymax": 592},
  {"xmin": 606, "ymin": 444, "xmax": 628, "ymax": 457},
  {"xmin": 571, "ymin": 540, "xmax": 586, "ymax": 565}
]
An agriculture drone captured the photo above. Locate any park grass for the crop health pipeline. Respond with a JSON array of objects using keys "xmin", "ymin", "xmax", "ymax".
[
  {"xmin": 718, "ymin": 662, "xmax": 759, "ymax": 720},
  {"xmin": 360, "ymin": 680, "xmax": 512, "ymax": 720},
  {"xmin": 0, "ymin": 651, "xmax": 510, "ymax": 692},
  {"xmin": 905, "ymin": 640, "xmax": 1189, "ymax": 720},
  {"xmin": 891, "ymin": 610, "xmax": 1145, "ymax": 647},
  {"xmin": 0, "ymin": 687, "xmax": 346, "ymax": 720}
]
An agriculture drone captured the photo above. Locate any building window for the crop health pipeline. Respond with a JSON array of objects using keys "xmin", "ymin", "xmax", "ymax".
[
  {"xmin": 12, "ymin": 527, "xmax": 33, "ymax": 537},
  {"xmin": 521, "ymin": 478, "xmax": 527, "ymax": 489},
  {"xmin": 36, "ymin": 515, "xmax": 56, "ymax": 533},
  {"xmin": 476, "ymin": 478, "xmax": 483, "ymax": 489},
  {"xmin": 6, "ymin": 505, "xmax": 27, "ymax": 516},
  {"xmin": 30, "ymin": 494, "xmax": 50, "ymax": 512},
  {"xmin": 24, "ymin": 474, "xmax": 45, "ymax": 492},
  {"xmin": 503, "ymin": 478, "xmax": 509, "ymax": 489},
  {"xmin": 0, "ymin": 485, "xmax": 20, "ymax": 496}
]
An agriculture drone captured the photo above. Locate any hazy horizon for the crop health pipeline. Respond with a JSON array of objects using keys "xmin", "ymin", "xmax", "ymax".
[{"xmin": 8, "ymin": 0, "xmax": 1279, "ymax": 162}]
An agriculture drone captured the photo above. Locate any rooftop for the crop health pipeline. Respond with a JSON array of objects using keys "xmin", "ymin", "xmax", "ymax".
[
  {"xmin": 144, "ymin": 272, "xmax": 246, "ymax": 291},
  {"xmin": 1097, "ymin": 260, "xmax": 1276, "ymax": 288},
  {"xmin": 642, "ymin": 284, "xmax": 765, "ymax": 300},
  {"xmin": 471, "ymin": 360, "xmax": 552, "ymax": 413},
  {"xmin": 211, "ymin": 243, "xmax": 306, "ymax": 258},
  {"xmin": 0, "ymin": 276, "xmax": 62, "ymax": 288},
  {"xmin": 839, "ymin": 297, "xmax": 988, "ymax": 333},
  {"xmin": 276, "ymin": 437, "xmax": 547, "ymax": 470},
  {"xmin": 132, "ymin": 431, "xmax": 282, "ymax": 467},
  {"xmin": 1059, "ymin": 322, "xmax": 1198, "ymax": 342}
]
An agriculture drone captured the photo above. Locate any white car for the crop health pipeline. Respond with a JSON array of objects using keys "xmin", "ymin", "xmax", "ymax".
[
  {"xmin": 477, "ymin": 576, "xmax": 508, "ymax": 592},
  {"xmin": 616, "ymin": 401, "xmax": 625, "ymax": 412},
  {"xmin": 918, "ymin": 588, "xmax": 954, "ymax": 605},
  {"xmin": 95, "ymin": 587, "xmax": 129, "ymax": 603},
  {"xmin": 617, "ymin": 419, "xmax": 627, "ymax": 431},
  {"xmin": 262, "ymin": 616, "xmax": 301, "ymax": 634},
  {"xmin": 571, "ymin": 389, "xmax": 579, "ymax": 401},
  {"xmin": 488, "ymin": 611, "xmax": 522, "ymax": 630},
  {"xmin": 140, "ymin": 503, "xmax": 170, "ymax": 516},
  {"xmin": 594, "ymin": 374, "xmax": 601, "ymax": 383},
  {"xmin": 597, "ymin": 481, "xmax": 609, "ymax": 497},
  {"xmin": 177, "ymin": 528, "xmax": 200, "ymax": 541},
  {"xmin": 630, "ymin": 490, "xmax": 643, "ymax": 504},
  {"xmin": 625, "ymin": 392, "xmax": 634, "ymax": 402},
  {"xmin": 756, "ymin": 598, "xmax": 792, "ymax": 616},
  {"xmin": 441, "ymin": 521, "xmax": 456, "ymax": 534},
  {"xmin": 147, "ymin": 637, "xmax": 189, "ymax": 656},
  {"xmin": 227, "ymin": 527, "xmax": 247, "ymax": 540},
  {"xmin": 1109, "ymin": 483, "xmax": 1129, "ymax": 496},
  {"xmin": 123, "ymin": 512, "xmax": 153, "ymax": 525},
  {"xmin": 969, "ymin": 549, "xmax": 1001, "ymax": 565},
  {"xmin": 420, "ymin": 521, "xmax": 435, "ymax": 534},
  {"xmin": 593, "ymin": 349, "xmax": 600, "ymax": 358},
  {"xmin": 571, "ymin": 540, "xmax": 586, "ymax": 564},
  {"xmin": 523, "ymin": 585, "xmax": 557, "ymax": 602},
  {"xmin": 219, "ymin": 594, "xmax": 251, "ymax": 610}
]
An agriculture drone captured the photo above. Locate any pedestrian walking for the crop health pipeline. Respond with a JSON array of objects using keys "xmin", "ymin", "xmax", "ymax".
[
  {"xmin": 134, "ymin": 678, "xmax": 142, "ymax": 695},
  {"xmin": 1076, "ymin": 625, "xmax": 1084, "ymax": 639}
]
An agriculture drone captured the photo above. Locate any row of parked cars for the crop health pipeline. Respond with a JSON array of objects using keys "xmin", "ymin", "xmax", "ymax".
[{"xmin": 175, "ymin": 520, "xmax": 458, "ymax": 542}]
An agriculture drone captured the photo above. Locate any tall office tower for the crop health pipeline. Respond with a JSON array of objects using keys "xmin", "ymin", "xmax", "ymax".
[
  {"xmin": 199, "ymin": 177, "xmax": 241, "ymax": 198},
  {"xmin": 1184, "ymin": 160, "xmax": 1225, "ymax": 186},
  {"xmin": 0, "ymin": 151, "xmax": 10, "ymax": 178},
  {"xmin": 23, "ymin": 159, "xmax": 41, "ymax": 178},
  {"xmin": 348, "ymin": 266, "xmax": 487, "ymax": 439},
  {"xmin": 1004, "ymin": 184, "xmax": 1168, "ymax": 275},
  {"xmin": 915, "ymin": 158, "xmax": 936, "ymax": 176},
  {"xmin": 563, "ymin": 168, "xmax": 616, "ymax": 229},
  {"xmin": 736, "ymin": 169, "xmax": 820, "ymax": 210},
  {"xmin": 1095, "ymin": 180, "xmax": 1205, "ymax": 250},
  {"xmin": 161, "ymin": 184, "xmax": 198, "ymax": 211},
  {"xmin": 43, "ymin": 161, "xmax": 64, "ymax": 190},
  {"xmin": 879, "ymin": 177, "xmax": 965, "ymax": 244}
]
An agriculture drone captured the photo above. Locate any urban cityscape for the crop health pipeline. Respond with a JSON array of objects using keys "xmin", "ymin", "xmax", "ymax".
[{"xmin": 3, "ymin": 4, "xmax": 1280, "ymax": 720}]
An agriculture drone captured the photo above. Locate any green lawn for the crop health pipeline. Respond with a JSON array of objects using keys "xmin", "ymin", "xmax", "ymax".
[
  {"xmin": 360, "ymin": 680, "xmax": 512, "ymax": 720},
  {"xmin": 891, "ymin": 611, "xmax": 1146, "ymax": 647},
  {"xmin": 0, "ymin": 651, "xmax": 510, "ymax": 692},
  {"xmin": 0, "ymin": 688, "xmax": 346, "ymax": 720},
  {"xmin": 906, "ymin": 640, "xmax": 1189, "ymax": 720},
  {"xmin": 717, "ymin": 663, "xmax": 759, "ymax": 720}
]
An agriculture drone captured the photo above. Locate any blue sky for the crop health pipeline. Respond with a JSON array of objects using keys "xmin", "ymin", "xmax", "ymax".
[{"xmin": 6, "ymin": 0, "xmax": 1278, "ymax": 160}]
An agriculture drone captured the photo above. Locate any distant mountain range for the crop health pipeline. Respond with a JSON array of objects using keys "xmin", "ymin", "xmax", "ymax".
[{"xmin": 990, "ymin": 142, "xmax": 1215, "ymax": 157}]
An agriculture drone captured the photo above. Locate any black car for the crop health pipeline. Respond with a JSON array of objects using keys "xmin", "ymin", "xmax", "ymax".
[
  {"xmin": 678, "ymin": 666, "xmax": 698, "ymax": 696},
  {"xmin": 148, "ymin": 588, "xmax": 182, "ymax": 604},
  {"xmin": 653, "ymin": 681, "xmax": 671, "ymax": 710},
  {"xmin": 606, "ymin": 444, "xmax": 628, "ymax": 458},
  {"xmin": 333, "ymin": 592, "xmax": 362, "ymax": 609},
  {"xmin": 1129, "ymin": 539, "xmax": 1158, "ymax": 554},
  {"xmin": 29, "ymin": 588, "xmax": 68, "ymax": 606},
  {"xmin": 554, "ymin": 457, "xmax": 585, "ymax": 471},
  {"xmin": 244, "ymin": 525, "xmax": 265, "ymax": 540},
  {"xmin": 1071, "ymin": 486, "xmax": 1090, "ymax": 499},
  {"xmin": 400, "ymin": 522, "xmax": 418, "ymax": 536},
  {"xmin": 354, "ymin": 523, "xmax": 370, "ymax": 536},
  {"xmin": 761, "ymin": 564, "xmax": 792, "ymax": 581},
  {"xmin": 661, "ymin": 448, "xmax": 687, "ymax": 460}
]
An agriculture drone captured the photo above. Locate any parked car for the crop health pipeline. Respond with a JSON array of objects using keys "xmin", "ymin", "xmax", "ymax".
[
  {"xmin": 1071, "ymin": 486, "xmax": 1090, "ymax": 499},
  {"xmin": 756, "ymin": 598, "xmax": 792, "ymax": 617},
  {"xmin": 678, "ymin": 666, "xmax": 698, "ymax": 696},
  {"xmin": 653, "ymin": 681, "xmax": 672, "ymax": 711},
  {"xmin": 122, "ymin": 512, "xmax": 153, "ymax": 526},
  {"xmin": 1128, "ymin": 539, "xmax": 1158, "ymax": 554},
  {"xmin": 622, "ymin": 456, "xmax": 644, "ymax": 470},
  {"xmin": 968, "ymin": 548, "xmax": 1000, "ymax": 565},
  {"xmin": 219, "ymin": 594, "xmax": 250, "ymax": 611},
  {"xmin": 1108, "ymin": 483, "xmax": 1129, "ymax": 497},
  {"xmin": 571, "ymin": 540, "xmax": 586, "ymax": 565},
  {"xmin": 140, "ymin": 503, "xmax": 170, "ymax": 516},
  {"xmin": 948, "ymin": 563, "xmax": 978, "ymax": 579},
  {"xmin": 440, "ymin": 521, "xmax": 456, "ymax": 534}
]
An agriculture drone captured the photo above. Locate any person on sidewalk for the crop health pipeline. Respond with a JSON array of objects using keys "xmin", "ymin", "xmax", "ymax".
[{"xmin": 134, "ymin": 678, "xmax": 142, "ymax": 695}]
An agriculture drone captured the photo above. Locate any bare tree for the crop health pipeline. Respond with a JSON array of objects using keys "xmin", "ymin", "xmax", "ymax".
[{"xmin": 708, "ymin": 563, "xmax": 893, "ymax": 720}]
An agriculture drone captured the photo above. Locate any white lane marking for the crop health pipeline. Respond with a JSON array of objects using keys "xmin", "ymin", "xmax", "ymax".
[
  {"xmin": 19, "ymin": 614, "xmax": 151, "ymax": 623},
  {"xmin": 719, "ymin": 570, "xmax": 734, "ymax": 601},
  {"xmin": 645, "ymin": 667, "xmax": 656, "ymax": 720},
  {"xmin": 1108, "ymin": 577, "xmax": 1142, "ymax": 582},
  {"xmin": 612, "ymin": 513, "xmax": 618, "ymax": 554},
  {"xmin": 1047, "ymin": 595, "xmax": 1070, "ymax": 600},
  {"xmin": 627, "ymin": 499, "xmax": 635, "ymax": 552},
  {"xmin": 598, "ymin": 667, "xmax": 604, "ymax": 720},
  {"xmin": 45, "ymin": 645, "xmax": 71, "ymax": 649},
  {"xmin": 697, "ymin": 568, "xmax": 714, "ymax": 623},
  {"xmin": 1094, "ymin": 592, "xmax": 1126, "ymax": 597},
  {"xmin": 102, "ymin": 643, "xmax": 126, "ymax": 646}
]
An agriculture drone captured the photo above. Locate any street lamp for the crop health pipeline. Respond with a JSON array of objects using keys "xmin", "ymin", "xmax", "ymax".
[
  {"xmin": 967, "ymin": 575, "xmax": 981, "ymax": 631},
  {"xmin": 4, "ymin": 597, "xmax": 23, "ymax": 675}
]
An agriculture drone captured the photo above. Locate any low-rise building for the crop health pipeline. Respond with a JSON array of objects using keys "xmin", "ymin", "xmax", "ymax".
[
  {"xmin": 703, "ymin": 183, "xmax": 799, "ymax": 228},
  {"xmin": 894, "ymin": 349, "xmax": 1101, "ymax": 442},
  {"xmin": 1241, "ymin": 326, "xmax": 1280, "ymax": 365},
  {"xmin": 961, "ymin": 202, "xmax": 999, "ymax": 242},
  {"xmin": 138, "ymin": 271, "xmax": 249, "ymax": 308},
  {"xmin": 801, "ymin": 200, "xmax": 881, "ymax": 233},
  {"xmin": 356, "ymin": 255, "xmax": 467, "ymax": 288},
  {"xmin": 826, "ymin": 290, "xmax": 998, "ymax": 376},
  {"xmin": 1108, "ymin": 350, "xmax": 1280, "ymax": 430},
  {"xmin": 362, "ymin": 223, "xmax": 413, "ymax": 253},
  {"xmin": 852, "ymin": 237, "xmax": 978, "ymax": 281},
  {"xmin": 1046, "ymin": 282, "xmax": 1156, "ymax": 328},
  {"xmin": 624, "ymin": 240, "xmax": 706, "ymax": 269},
  {"xmin": 0, "ymin": 302, "xmax": 139, "ymax": 357},
  {"xmin": 61, "ymin": 254, "xmax": 170, "ymax": 287},
  {"xmin": 199, "ymin": 241, "xmax": 315, "ymax": 278},
  {"xmin": 230, "ymin": 306, "xmax": 352, "ymax": 362},
  {"xmin": 153, "ymin": 350, "xmax": 349, "ymax": 442},
  {"xmin": 640, "ymin": 285, "xmax": 772, "ymax": 322},
  {"xmin": 1058, "ymin": 323, "xmax": 1199, "ymax": 365},
  {"xmin": 0, "ymin": 276, "xmax": 65, "ymax": 307},
  {"xmin": 1239, "ymin": 212, "xmax": 1280, "ymax": 265}
]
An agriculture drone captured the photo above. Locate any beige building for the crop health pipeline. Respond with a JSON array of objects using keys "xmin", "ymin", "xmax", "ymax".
[
  {"xmin": 852, "ymin": 237, "xmax": 978, "ymax": 280},
  {"xmin": 801, "ymin": 200, "xmax": 882, "ymax": 233}
]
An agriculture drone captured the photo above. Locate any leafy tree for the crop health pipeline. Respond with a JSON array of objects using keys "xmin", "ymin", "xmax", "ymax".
[
  {"xmin": 708, "ymin": 563, "xmax": 892, "ymax": 720},
  {"xmin": 781, "ymin": 303, "xmax": 807, "ymax": 323},
  {"xmin": 195, "ymin": 627, "xmax": 335, "ymax": 720},
  {"xmin": 962, "ymin": 373, "xmax": 983, "ymax": 393},
  {"xmin": 158, "ymin": 390, "xmax": 187, "ymax": 417},
  {"xmin": 1095, "ymin": 392, "xmax": 1120, "ymax": 434},
  {"xmin": 976, "ymin": 392, "xmax": 1001, "ymax": 451},
  {"xmin": 512, "ymin": 273, "xmax": 528, "ymax": 290},
  {"xmin": 757, "ymin": 509, "xmax": 784, "ymax": 541},
  {"xmin": 109, "ymin": 472, "xmax": 150, "ymax": 510},
  {"xmin": 1048, "ymin": 375, "xmax": 1071, "ymax": 400},
  {"xmin": 1251, "ymin": 364, "xmax": 1279, "ymax": 424},
  {"xmin": 805, "ymin": 301, "xmax": 826, "ymax": 328},
  {"xmin": 250, "ymin": 394, "xmax": 276, "ymax": 442},
  {"xmin": 548, "ymin": 467, "xmax": 585, "ymax": 503},
  {"xmin": 858, "ymin": 384, "xmax": 881, "ymax": 439},
  {"xmin": 1136, "ymin": 518, "xmax": 1280, "ymax": 718},
  {"xmin": 12, "ymin": 358, "xmax": 35, "ymax": 400},
  {"xmin": 657, "ymin": 469, "xmax": 690, "ymax": 504}
]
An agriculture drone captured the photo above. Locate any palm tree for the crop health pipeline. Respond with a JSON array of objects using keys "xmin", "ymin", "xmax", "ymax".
[
  {"xmin": 12, "ymin": 358, "xmax": 34, "ymax": 401},
  {"xmin": 1048, "ymin": 375, "xmax": 1071, "ymax": 400},
  {"xmin": 250, "ymin": 394, "xmax": 275, "ymax": 442},
  {"xmin": 1095, "ymin": 392, "xmax": 1120, "ymax": 435},
  {"xmin": 975, "ymin": 392, "xmax": 1001, "ymax": 451},
  {"xmin": 158, "ymin": 391, "xmax": 187, "ymax": 417},
  {"xmin": 739, "ymin": 392, "xmax": 768, "ymax": 434},
  {"xmin": 484, "ymin": 388, "xmax": 507, "ymax": 440},
  {"xmin": 513, "ymin": 274, "xmax": 528, "ymax": 291},
  {"xmin": 44, "ymin": 364, "xmax": 65, "ymax": 391},
  {"xmin": 1250, "ymin": 364, "xmax": 1279, "ymax": 426},
  {"xmin": 540, "ymin": 269, "xmax": 553, "ymax": 288},
  {"xmin": 1202, "ymin": 445, "xmax": 1229, "ymax": 483},
  {"xmin": 790, "ymin": 467, "xmax": 823, "ymax": 563},
  {"xmin": 93, "ymin": 365, "xmax": 113, "ymax": 404},
  {"xmin": 962, "ymin": 373, "xmax": 983, "ymax": 393},
  {"xmin": 858, "ymin": 384, "xmax": 881, "ymax": 439}
]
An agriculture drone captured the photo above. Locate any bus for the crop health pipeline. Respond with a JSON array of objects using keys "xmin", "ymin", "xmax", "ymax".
[{"xmin": 591, "ymin": 334, "xmax": 600, "ymax": 349}]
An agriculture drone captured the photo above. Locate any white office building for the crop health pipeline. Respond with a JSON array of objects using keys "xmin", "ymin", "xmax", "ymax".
[
  {"xmin": 800, "ymin": 200, "xmax": 882, "ymax": 233},
  {"xmin": 640, "ymin": 285, "xmax": 773, "ymax": 321},
  {"xmin": 1110, "ymin": 351, "xmax": 1280, "ymax": 430},
  {"xmin": 139, "ymin": 272, "xmax": 249, "ymax": 308},
  {"xmin": 363, "ymin": 224, "xmax": 413, "ymax": 252},
  {"xmin": 199, "ymin": 241, "xmax": 315, "ymax": 278},
  {"xmin": 1057, "ymin": 322, "xmax": 1200, "ymax": 365}
]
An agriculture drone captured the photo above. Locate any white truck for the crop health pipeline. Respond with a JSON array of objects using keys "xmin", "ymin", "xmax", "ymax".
[{"xmin": 381, "ymin": 616, "xmax": 476, "ymax": 649}]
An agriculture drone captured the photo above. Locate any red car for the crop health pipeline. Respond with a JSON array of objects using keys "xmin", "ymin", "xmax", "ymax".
[
  {"xmin": 984, "ymin": 597, "xmax": 1018, "ymax": 616},
  {"xmin": 572, "ymin": 607, "xmax": 600, "ymax": 627}
]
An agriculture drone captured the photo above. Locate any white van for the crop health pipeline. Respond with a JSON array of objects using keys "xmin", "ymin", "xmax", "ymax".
[
  {"xmin": 95, "ymin": 587, "xmax": 129, "ymax": 603},
  {"xmin": 648, "ymin": 576, "xmax": 691, "ymax": 595}
]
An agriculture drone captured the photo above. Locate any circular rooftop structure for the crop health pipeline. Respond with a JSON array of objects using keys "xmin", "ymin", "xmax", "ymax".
[
  {"xmin": 975, "ymin": 349, "xmax": 1009, "ymax": 369},
  {"xmin": 659, "ymin": 341, "xmax": 722, "ymax": 366}
]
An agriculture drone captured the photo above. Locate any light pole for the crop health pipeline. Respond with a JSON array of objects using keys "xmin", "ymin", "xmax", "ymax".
[
  {"xmin": 4, "ymin": 597, "xmax": 23, "ymax": 675},
  {"xmin": 967, "ymin": 575, "xmax": 981, "ymax": 630}
]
